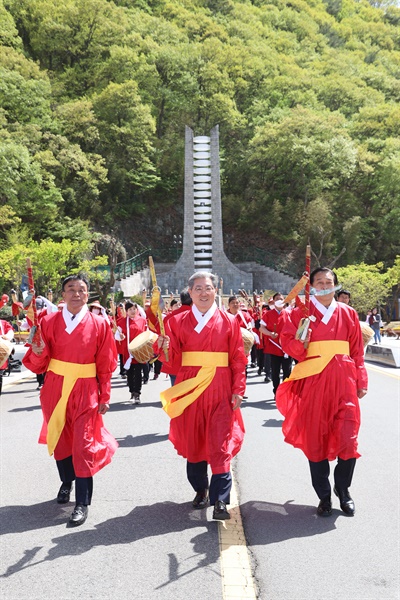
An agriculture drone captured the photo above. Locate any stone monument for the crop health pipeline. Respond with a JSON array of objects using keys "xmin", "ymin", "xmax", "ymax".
[{"xmin": 157, "ymin": 125, "xmax": 253, "ymax": 293}]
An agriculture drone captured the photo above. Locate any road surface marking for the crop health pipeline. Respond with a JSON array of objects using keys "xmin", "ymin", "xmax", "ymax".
[{"xmin": 217, "ymin": 475, "xmax": 258, "ymax": 600}]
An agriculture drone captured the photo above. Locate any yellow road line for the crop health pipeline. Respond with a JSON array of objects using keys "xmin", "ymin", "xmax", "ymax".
[
  {"xmin": 366, "ymin": 364, "xmax": 400, "ymax": 380},
  {"xmin": 218, "ymin": 476, "xmax": 258, "ymax": 600}
]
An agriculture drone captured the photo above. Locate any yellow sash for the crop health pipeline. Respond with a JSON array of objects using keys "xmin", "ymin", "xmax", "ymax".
[
  {"xmin": 160, "ymin": 351, "xmax": 229, "ymax": 419},
  {"xmin": 46, "ymin": 358, "xmax": 96, "ymax": 456},
  {"xmin": 286, "ymin": 340, "xmax": 350, "ymax": 381}
]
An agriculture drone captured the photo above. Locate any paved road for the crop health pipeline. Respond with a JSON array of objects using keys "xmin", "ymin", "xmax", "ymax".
[{"xmin": 0, "ymin": 346, "xmax": 399, "ymax": 600}]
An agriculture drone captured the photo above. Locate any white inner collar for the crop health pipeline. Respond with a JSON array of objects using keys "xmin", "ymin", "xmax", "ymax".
[
  {"xmin": 63, "ymin": 304, "xmax": 88, "ymax": 334},
  {"xmin": 192, "ymin": 302, "xmax": 218, "ymax": 333},
  {"xmin": 311, "ymin": 296, "xmax": 337, "ymax": 324}
]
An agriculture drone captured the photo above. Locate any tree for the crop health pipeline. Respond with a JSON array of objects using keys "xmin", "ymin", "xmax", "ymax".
[
  {"xmin": 0, "ymin": 239, "xmax": 108, "ymax": 298},
  {"xmin": 334, "ymin": 262, "xmax": 391, "ymax": 318},
  {"xmin": 386, "ymin": 255, "xmax": 400, "ymax": 322},
  {"xmin": 91, "ymin": 233, "xmax": 127, "ymax": 305}
]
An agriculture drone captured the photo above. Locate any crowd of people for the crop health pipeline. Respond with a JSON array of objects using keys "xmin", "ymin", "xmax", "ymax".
[{"xmin": 1, "ymin": 268, "xmax": 382, "ymax": 527}]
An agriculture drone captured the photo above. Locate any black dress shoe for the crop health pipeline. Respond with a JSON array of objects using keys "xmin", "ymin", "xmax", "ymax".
[
  {"xmin": 69, "ymin": 504, "xmax": 88, "ymax": 526},
  {"xmin": 213, "ymin": 500, "xmax": 231, "ymax": 520},
  {"xmin": 192, "ymin": 489, "xmax": 209, "ymax": 509},
  {"xmin": 334, "ymin": 486, "xmax": 355, "ymax": 516},
  {"xmin": 317, "ymin": 497, "xmax": 332, "ymax": 517},
  {"xmin": 57, "ymin": 482, "xmax": 72, "ymax": 504}
]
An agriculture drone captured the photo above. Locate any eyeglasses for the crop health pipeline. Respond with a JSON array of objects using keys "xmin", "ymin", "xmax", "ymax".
[{"xmin": 192, "ymin": 286, "xmax": 215, "ymax": 293}]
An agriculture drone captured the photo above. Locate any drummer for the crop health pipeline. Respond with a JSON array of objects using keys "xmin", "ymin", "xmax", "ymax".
[
  {"xmin": 115, "ymin": 301, "xmax": 147, "ymax": 404},
  {"xmin": 0, "ymin": 318, "xmax": 14, "ymax": 396}
]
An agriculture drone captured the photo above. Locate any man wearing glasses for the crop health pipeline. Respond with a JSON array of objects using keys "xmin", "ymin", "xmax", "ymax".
[{"xmin": 160, "ymin": 272, "xmax": 247, "ymax": 520}]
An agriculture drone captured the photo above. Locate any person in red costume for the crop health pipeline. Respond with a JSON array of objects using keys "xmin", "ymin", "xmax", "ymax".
[
  {"xmin": 115, "ymin": 301, "xmax": 147, "ymax": 404},
  {"xmin": 159, "ymin": 272, "xmax": 247, "ymax": 520},
  {"xmin": 259, "ymin": 292, "xmax": 292, "ymax": 397},
  {"xmin": 276, "ymin": 267, "xmax": 368, "ymax": 517},
  {"xmin": 0, "ymin": 318, "xmax": 14, "ymax": 395},
  {"xmin": 23, "ymin": 275, "xmax": 118, "ymax": 527},
  {"xmin": 162, "ymin": 289, "xmax": 192, "ymax": 385}
]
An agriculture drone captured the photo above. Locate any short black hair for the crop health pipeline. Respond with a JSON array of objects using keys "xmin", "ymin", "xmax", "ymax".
[
  {"xmin": 338, "ymin": 289, "xmax": 351, "ymax": 298},
  {"xmin": 62, "ymin": 274, "xmax": 90, "ymax": 291},
  {"xmin": 180, "ymin": 289, "xmax": 192, "ymax": 306},
  {"xmin": 272, "ymin": 292, "xmax": 283, "ymax": 300},
  {"xmin": 170, "ymin": 299, "xmax": 178, "ymax": 307},
  {"xmin": 228, "ymin": 295, "xmax": 237, "ymax": 304},
  {"xmin": 125, "ymin": 301, "xmax": 137, "ymax": 310},
  {"xmin": 310, "ymin": 267, "xmax": 338, "ymax": 286}
]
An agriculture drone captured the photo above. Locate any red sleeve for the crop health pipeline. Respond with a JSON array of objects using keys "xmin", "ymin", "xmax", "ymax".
[
  {"xmin": 95, "ymin": 318, "xmax": 118, "ymax": 404},
  {"xmin": 227, "ymin": 315, "xmax": 248, "ymax": 396}
]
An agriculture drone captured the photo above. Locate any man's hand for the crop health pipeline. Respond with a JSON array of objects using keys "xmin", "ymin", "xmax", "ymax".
[
  {"xmin": 157, "ymin": 335, "xmax": 170, "ymax": 351},
  {"xmin": 98, "ymin": 403, "xmax": 109, "ymax": 414},
  {"xmin": 357, "ymin": 388, "xmax": 367, "ymax": 399},
  {"xmin": 31, "ymin": 337, "xmax": 45, "ymax": 355},
  {"xmin": 231, "ymin": 394, "xmax": 243, "ymax": 410}
]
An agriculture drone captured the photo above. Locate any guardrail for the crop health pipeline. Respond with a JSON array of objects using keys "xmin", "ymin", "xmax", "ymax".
[
  {"xmin": 114, "ymin": 249, "xmax": 151, "ymax": 279},
  {"xmin": 113, "ymin": 245, "xmax": 298, "ymax": 279}
]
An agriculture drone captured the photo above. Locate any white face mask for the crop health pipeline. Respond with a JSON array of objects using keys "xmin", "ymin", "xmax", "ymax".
[{"xmin": 92, "ymin": 308, "xmax": 101, "ymax": 315}]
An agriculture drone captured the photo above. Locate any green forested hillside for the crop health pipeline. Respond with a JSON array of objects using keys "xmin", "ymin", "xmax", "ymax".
[{"xmin": 1, "ymin": 0, "xmax": 399, "ymax": 271}]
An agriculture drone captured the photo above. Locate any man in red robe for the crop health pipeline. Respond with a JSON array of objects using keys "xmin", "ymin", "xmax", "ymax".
[
  {"xmin": 162, "ymin": 289, "xmax": 192, "ymax": 385},
  {"xmin": 160, "ymin": 272, "xmax": 247, "ymax": 520},
  {"xmin": 23, "ymin": 275, "xmax": 118, "ymax": 526},
  {"xmin": 259, "ymin": 292, "xmax": 292, "ymax": 397},
  {"xmin": 276, "ymin": 268, "xmax": 368, "ymax": 517},
  {"xmin": 115, "ymin": 301, "xmax": 147, "ymax": 403}
]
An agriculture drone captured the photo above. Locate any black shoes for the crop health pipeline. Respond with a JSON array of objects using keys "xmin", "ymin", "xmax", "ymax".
[
  {"xmin": 192, "ymin": 490, "xmax": 209, "ymax": 509},
  {"xmin": 264, "ymin": 377, "xmax": 271, "ymax": 383},
  {"xmin": 213, "ymin": 500, "xmax": 231, "ymax": 520},
  {"xmin": 69, "ymin": 504, "xmax": 88, "ymax": 526},
  {"xmin": 57, "ymin": 483, "xmax": 72, "ymax": 504},
  {"xmin": 130, "ymin": 392, "xmax": 141, "ymax": 404},
  {"xmin": 334, "ymin": 486, "xmax": 355, "ymax": 516},
  {"xmin": 317, "ymin": 496, "xmax": 332, "ymax": 517}
]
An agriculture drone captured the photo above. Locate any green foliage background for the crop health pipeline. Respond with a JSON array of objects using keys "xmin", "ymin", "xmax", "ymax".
[{"xmin": 1, "ymin": 0, "xmax": 400, "ymax": 272}]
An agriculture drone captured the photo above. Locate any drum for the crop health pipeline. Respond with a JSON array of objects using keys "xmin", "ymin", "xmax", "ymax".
[
  {"xmin": 128, "ymin": 330, "xmax": 159, "ymax": 363},
  {"xmin": 360, "ymin": 322, "xmax": 374, "ymax": 348},
  {"xmin": 241, "ymin": 328, "xmax": 254, "ymax": 355},
  {"xmin": 0, "ymin": 338, "xmax": 12, "ymax": 367}
]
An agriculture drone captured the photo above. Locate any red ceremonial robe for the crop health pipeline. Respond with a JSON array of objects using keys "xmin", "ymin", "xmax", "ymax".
[
  {"xmin": 0, "ymin": 319, "xmax": 14, "ymax": 369},
  {"xmin": 116, "ymin": 315, "xmax": 147, "ymax": 364},
  {"xmin": 23, "ymin": 311, "xmax": 118, "ymax": 477},
  {"xmin": 166, "ymin": 307, "xmax": 247, "ymax": 473},
  {"xmin": 276, "ymin": 301, "xmax": 368, "ymax": 462}
]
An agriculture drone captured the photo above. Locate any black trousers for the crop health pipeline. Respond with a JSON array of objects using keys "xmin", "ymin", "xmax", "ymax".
[
  {"xmin": 186, "ymin": 461, "xmax": 232, "ymax": 505},
  {"xmin": 142, "ymin": 362, "xmax": 149, "ymax": 383},
  {"xmin": 263, "ymin": 353, "xmax": 271, "ymax": 378},
  {"xmin": 119, "ymin": 354, "xmax": 126, "ymax": 376},
  {"xmin": 56, "ymin": 455, "xmax": 93, "ymax": 505},
  {"xmin": 256, "ymin": 349, "xmax": 265, "ymax": 373},
  {"xmin": 127, "ymin": 363, "xmax": 142, "ymax": 395},
  {"xmin": 153, "ymin": 359, "xmax": 162, "ymax": 376},
  {"xmin": 270, "ymin": 354, "xmax": 292, "ymax": 395},
  {"xmin": 309, "ymin": 458, "xmax": 356, "ymax": 500}
]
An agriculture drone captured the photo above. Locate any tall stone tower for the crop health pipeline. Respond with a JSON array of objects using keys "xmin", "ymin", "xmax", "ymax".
[{"xmin": 157, "ymin": 125, "xmax": 253, "ymax": 293}]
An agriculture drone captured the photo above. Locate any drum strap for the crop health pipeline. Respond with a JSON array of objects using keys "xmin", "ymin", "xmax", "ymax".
[
  {"xmin": 46, "ymin": 359, "xmax": 96, "ymax": 456},
  {"xmin": 160, "ymin": 352, "xmax": 229, "ymax": 419},
  {"xmin": 285, "ymin": 340, "xmax": 350, "ymax": 381}
]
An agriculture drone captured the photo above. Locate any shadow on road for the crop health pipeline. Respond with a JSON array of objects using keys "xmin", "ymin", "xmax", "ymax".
[
  {"xmin": 240, "ymin": 499, "xmax": 340, "ymax": 545},
  {"xmin": 1, "ymin": 501, "xmax": 219, "ymax": 582},
  {"xmin": 241, "ymin": 399, "xmax": 276, "ymax": 410},
  {"xmin": 116, "ymin": 433, "xmax": 169, "ymax": 447}
]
